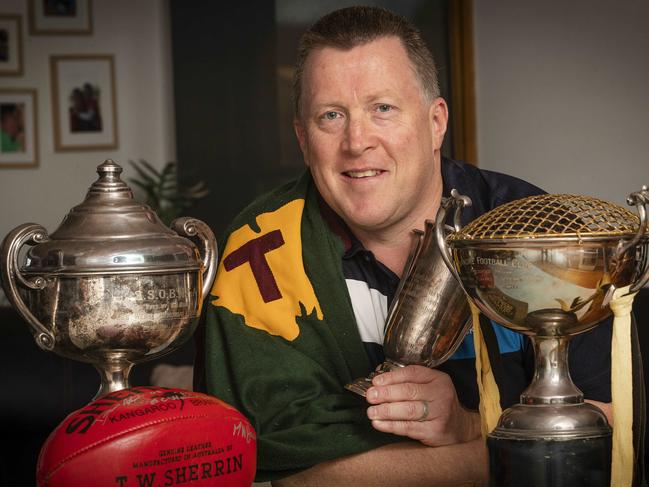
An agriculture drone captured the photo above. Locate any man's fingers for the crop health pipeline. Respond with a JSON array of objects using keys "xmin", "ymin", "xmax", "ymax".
[
  {"xmin": 367, "ymin": 400, "xmax": 430, "ymax": 422},
  {"xmin": 367, "ymin": 370, "xmax": 454, "ymax": 405},
  {"xmin": 371, "ymin": 418, "xmax": 420, "ymax": 437},
  {"xmin": 372, "ymin": 365, "xmax": 442, "ymax": 386},
  {"xmin": 367, "ymin": 381, "xmax": 425, "ymax": 404}
]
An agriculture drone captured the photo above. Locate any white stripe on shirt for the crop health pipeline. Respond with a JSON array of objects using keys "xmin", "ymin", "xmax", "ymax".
[{"xmin": 345, "ymin": 278, "xmax": 388, "ymax": 345}]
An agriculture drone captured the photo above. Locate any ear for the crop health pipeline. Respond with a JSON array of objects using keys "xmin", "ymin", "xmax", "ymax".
[
  {"xmin": 293, "ymin": 118, "xmax": 309, "ymax": 165},
  {"xmin": 429, "ymin": 97, "xmax": 449, "ymax": 151}
]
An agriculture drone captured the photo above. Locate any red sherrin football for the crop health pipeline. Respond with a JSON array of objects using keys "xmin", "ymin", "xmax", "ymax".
[{"xmin": 37, "ymin": 387, "xmax": 257, "ymax": 487}]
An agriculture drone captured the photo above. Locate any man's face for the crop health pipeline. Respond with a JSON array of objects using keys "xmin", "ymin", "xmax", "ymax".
[{"xmin": 294, "ymin": 36, "xmax": 447, "ymax": 236}]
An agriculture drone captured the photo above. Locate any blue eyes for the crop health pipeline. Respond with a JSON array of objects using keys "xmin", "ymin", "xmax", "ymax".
[{"xmin": 319, "ymin": 105, "xmax": 394, "ymax": 122}]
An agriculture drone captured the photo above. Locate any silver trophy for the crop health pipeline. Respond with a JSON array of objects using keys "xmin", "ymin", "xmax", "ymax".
[
  {"xmin": 1, "ymin": 160, "xmax": 217, "ymax": 399},
  {"xmin": 436, "ymin": 187, "xmax": 649, "ymax": 486},
  {"xmin": 346, "ymin": 220, "xmax": 471, "ymax": 396}
]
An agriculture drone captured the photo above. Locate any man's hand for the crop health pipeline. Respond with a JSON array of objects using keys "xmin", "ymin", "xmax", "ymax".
[{"xmin": 365, "ymin": 365, "xmax": 480, "ymax": 446}]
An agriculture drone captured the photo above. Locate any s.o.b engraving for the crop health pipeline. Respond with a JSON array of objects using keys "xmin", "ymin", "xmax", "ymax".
[{"xmin": 135, "ymin": 287, "xmax": 183, "ymax": 301}]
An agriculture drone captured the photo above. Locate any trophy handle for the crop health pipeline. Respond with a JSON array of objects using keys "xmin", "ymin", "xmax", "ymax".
[
  {"xmin": 388, "ymin": 229, "xmax": 424, "ymax": 316},
  {"xmin": 619, "ymin": 185, "xmax": 649, "ymax": 292},
  {"xmin": 435, "ymin": 189, "xmax": 472, "ymax": 284},
  {"xmin": 400, "ymin": 229, "xmax": 424, "ymax": 284},
  {"xmin": 171, "ymin": 217, "xmax": 218, "ymax": 299},
  {"xmin": 0, "ymin": 223, "xmax": 55, "ymax": 351}
]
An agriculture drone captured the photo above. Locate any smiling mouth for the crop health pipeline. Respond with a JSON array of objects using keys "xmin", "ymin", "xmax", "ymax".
[{"xmin": 343, "ymin": 169, "xmax": 384, "ymax": 178}]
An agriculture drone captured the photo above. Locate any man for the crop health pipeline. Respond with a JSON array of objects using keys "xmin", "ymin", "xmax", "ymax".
[{"xmin": 196, "ymin": 6, "xmax": 612, "ymax": 486}]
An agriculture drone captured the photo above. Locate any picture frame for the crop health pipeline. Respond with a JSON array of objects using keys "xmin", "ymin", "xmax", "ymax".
[
  {"xmin": 29, "ymin": 0, "xmax": 92, "ymax": 36},
  {"xmin": 0, "ymin": 89, "xmax": 38, "ymax": 168},
  {"xmin": 50, "ymin": 54, "xmax": 118, "ymax": 151},
  {"xmin": 0, "ymin": 15, "xmax": 24, "ymax": 76}
]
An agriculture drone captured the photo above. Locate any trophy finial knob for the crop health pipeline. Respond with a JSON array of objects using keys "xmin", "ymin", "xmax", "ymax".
[
  {"xmin": 89, "ymin": 159, "xmax": 131, "ymax": 196},
  {"xmin": 97, "ymin": 159, "xmax": 123, "ymax": 175}
]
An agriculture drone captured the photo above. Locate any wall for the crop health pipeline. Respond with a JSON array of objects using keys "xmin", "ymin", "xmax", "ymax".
[
  {"xmin": 3, "ymin": 1, "xmax": 646, "ymax": 245},
  {"xmin": 2, "ymin": 2, "xmax": 647, "ymax": 248},
  {"xmin": 0, "ymin": 0, "xmax": 175, "ymax": 244},
  {"xmin": 473, "ymin": 0, "xmax": 649, "ymax": 206}
]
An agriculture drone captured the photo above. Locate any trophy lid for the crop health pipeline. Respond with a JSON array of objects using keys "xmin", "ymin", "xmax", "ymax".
[
  {"xmin": 449, "ymin": 193, "xmax": 645, "ymax": 243},
  {"xmin": 23, "ymin": 160, "xmax": 201, "ymax": 275}
]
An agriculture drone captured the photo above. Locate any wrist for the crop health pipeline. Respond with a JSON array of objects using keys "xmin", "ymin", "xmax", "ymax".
[{"xmin": 460, "ymin": 408, "xmax": 482, "ymax": 442}]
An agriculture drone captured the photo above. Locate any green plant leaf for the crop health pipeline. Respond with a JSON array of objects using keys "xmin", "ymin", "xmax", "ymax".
[
  {"xmin": 128, "ymin": 159, "xmax": 156, "ymax": 185},
  {"xmin": 126, "ymin": 159, "xmax": 209, "ymax": 226},
  {"xmin": 138, "ymin": 159, "xmax": 164, "ymax": 179}
]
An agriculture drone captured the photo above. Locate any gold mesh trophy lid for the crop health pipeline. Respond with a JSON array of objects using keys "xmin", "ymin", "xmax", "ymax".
[
  {"xmin": 449, "ymin": 193, "xmax": 644, "ymax": 242},
  {"xmin": 434, "ymin": 186, "xmax": 649, "ymax": 324}
]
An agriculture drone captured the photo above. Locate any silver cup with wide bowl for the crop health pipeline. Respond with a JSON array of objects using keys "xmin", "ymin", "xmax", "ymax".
[
  {"xmin": 435, "ymin": 186, "xmax": 649, "ymax": 486},
  {"xmin": 345, "ymin": 219, "xmax": 471, "ymax": 396},
  {"xmin": 1, "ymin": 160, "xmax": 217, "ymax": 399}
]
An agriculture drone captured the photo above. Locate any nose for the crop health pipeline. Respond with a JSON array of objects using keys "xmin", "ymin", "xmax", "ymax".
[{"xmin": 342, "ymin": 114, "xmax": 374, "ymax": 156}]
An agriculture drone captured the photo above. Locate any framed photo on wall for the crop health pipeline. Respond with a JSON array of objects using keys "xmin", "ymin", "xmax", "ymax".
[
  {"xmin": 0, "ymin": 15, "xmax": 24, "ymax": 76},
  {"xmin": 50, "ymin": 54, "xmax": 118, "ymax": 151},
  {"xmin": 29, "ymin": 0, "xmax": 92, "ymax": 36},
  {"xmin": 0, "ymin": 89, "xmax": 38, "ymax": 168}
]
